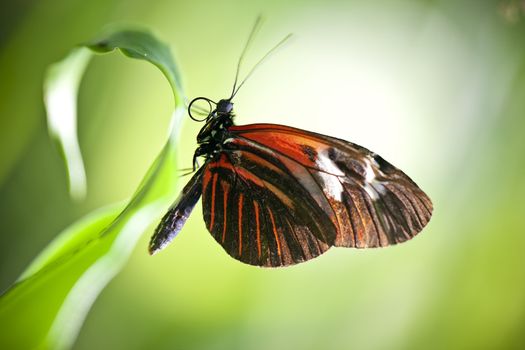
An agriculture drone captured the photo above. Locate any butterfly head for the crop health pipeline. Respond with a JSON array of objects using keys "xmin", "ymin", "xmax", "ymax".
[
  {"xmin": 188, "ymin": 96, "xmax": 234, "ymax": 123},
  {"xmin": 216, "ymin": 99, "xmax": 234, "ymax": 115}
]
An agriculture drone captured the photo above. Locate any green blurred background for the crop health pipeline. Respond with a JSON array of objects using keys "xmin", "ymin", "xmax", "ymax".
[{"xmin": 1, "ymin": 0, "xmax": 525, "ymax": 349}]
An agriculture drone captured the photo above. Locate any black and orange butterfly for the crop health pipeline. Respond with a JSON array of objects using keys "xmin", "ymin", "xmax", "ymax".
[{"xmin": 149, "ymin": 20, "xmax": 433, "ymax": 267}]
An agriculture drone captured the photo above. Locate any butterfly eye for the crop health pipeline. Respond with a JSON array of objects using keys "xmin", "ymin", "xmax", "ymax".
[{"xmin": 188, "ymin": 97, "xmax": 216, "ymax": 122}]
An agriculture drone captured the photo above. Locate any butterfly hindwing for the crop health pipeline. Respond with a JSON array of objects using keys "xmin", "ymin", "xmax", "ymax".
[{"xmin": 201, "ymin": 152, "xmax": 335, "ymax": 267}]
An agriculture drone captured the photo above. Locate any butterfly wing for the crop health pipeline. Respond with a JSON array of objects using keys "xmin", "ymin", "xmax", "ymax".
[
  {"xmin": 153, "ymin": 123, "xmax": 432, "ymax": 267},
  {"xmin": 201, "ymin": 152, "xmax": 336, "ymax": 267},
  {"xmin": 149, "ymin": 167, "xmax": 204, "ymax": 255},
  {"xmin": 218, "ymin": 123, "xmax": 432, "ymax": 256}
]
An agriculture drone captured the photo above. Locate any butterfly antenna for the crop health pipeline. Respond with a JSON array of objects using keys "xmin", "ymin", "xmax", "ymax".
[
  {"xmin": 230, "ymin": 16, "xmax": 264, "ymax": 99},
  {"xmin": 231, "ymin": 33, "xmax": 292, "ymax": 99},
  {"xmin": 188, "ymin": 96, "xmax": 216, "ymax": 122}
]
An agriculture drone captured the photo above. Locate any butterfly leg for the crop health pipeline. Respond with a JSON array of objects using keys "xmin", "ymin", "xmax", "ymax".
[{"xmin": 192, "ymin": 146, "xmax": 209, "ymax": 171}]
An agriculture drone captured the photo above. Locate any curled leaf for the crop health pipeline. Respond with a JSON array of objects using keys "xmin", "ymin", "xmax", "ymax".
[{"xmin": 0, "ymin": 29, "xmax": 185, "ymax": 350}]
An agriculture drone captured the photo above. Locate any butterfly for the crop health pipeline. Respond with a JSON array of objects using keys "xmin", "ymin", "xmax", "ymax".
[{"xmin": 148, "ymin": 19, "xmax": 433, "ymax": 267}]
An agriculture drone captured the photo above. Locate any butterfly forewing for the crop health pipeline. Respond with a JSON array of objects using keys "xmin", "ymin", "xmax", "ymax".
[
  {"xmin": 149, "ymin": 167, "xmax": 204, "ymax": 255},
  {"xmin": 226, "ymin": 123, "xmax": 433, "ymax": 251}
]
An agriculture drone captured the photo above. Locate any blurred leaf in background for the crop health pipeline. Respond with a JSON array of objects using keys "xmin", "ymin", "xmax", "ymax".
[
  {"xmin": 0, "ymin": 29, "xmax": 185, "ymax": 349},
  {"xmin": 1, "ymin": 0, "xmax": 525, "ymax": 350}
]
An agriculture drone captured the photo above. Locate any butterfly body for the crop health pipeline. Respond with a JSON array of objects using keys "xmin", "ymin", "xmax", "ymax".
[
  {"xmin": 149, "ymin": 99, "xmax": 433, "ymax": 267},
  {"xmin": 191, "ymin": 99, "xmax": 235, "ymax": 165}
]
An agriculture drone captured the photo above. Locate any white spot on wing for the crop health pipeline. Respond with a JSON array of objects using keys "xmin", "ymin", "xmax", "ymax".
[
  {"xmin": 318, "ymin": 172, "xmax": 343, "ymax": 201},
  {"xmin": 313, "ymin": 149, "xmax": 345, "ymax": 201},
  {"xmin": 316, "ymin": 149, "xmax": 345, "ymax": 176},
  {"xmin": 364, "ymin": 158, "xmax": 376, "ymax": 183},
  {"xmin": 362, "ymin": 157, "xmax": 385, "ymax": 200}
]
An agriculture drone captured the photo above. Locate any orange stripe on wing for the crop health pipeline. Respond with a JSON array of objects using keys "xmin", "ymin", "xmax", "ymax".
[
  {"xmin": 207, "ymin": 154, "xmax": 265, "ymax": 189},
  {"xmin": 229, "ymin": 123, "xmax": 300, "ymax": 134},
  {"xmin": 267, "ymin": 208, "xmax": 282, "ymax": 258},
  {"xmin": 209, "ymin": 173, "xmax": 218, "ymax": 231},
  {"xmin": 221, "ymin": 181, "xmax": 229, "ymax": 243},
  {"xmin": 229, "ymin": 142, "xmax": 285, "ymax": 175},
  {"xmin": 262, "ymin": 180, "xmax": 294, "ymax": 209},
  {"xmin": 202, "ymin": 169, "xmax": 212, "ymax": 191},
  {"xmin": 254, "ymin": 200, "xmax": 261, "ymax": 259},
  {"xmin": 238, "ymin": 194, "xmax": 244, "ymax": 256}
]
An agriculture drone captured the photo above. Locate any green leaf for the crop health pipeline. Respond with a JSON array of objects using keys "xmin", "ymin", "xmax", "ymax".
[
  {"xmin": 0, "ymin": 29, "xmax": 185, "ymax": 350},
  {"xmin": 43, "ymin": 48, "xmax": 92, "ymax": 200},
  {"xmin": 43, "ymin": 29, "xmax": 184, "ymax": 200},
  {"xmin": 86, "ymin": 29, "xmax": 184, "ymax": 102}
]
